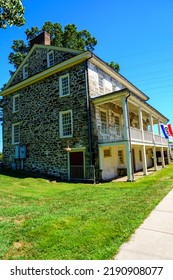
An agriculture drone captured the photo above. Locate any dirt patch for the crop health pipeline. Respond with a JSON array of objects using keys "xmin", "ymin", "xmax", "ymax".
[
  {"xmin": 0, "ymin": 217, "xmax": 10, "ymax": 222},
  {"xmin": 4, "ymin": 241, "xmax": 33, "ymax": 260},
  {"xmin": 14, "ymin": 218, "xmax": 25, "ymax": 225}
]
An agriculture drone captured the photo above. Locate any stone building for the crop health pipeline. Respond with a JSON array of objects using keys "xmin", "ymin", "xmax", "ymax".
[{"xmin": 1, "ymin": 32, "xmax": 171, "ymax": 181}]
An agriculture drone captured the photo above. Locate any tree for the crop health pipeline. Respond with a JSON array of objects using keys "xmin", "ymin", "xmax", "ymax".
[
  {"xmin": 8, "ymin": 21, "xmax": 120, "ymax": 72},
  {"xmin": 0, "ymin": 0, "xmax": 25, "ymax": 28},
  {"xmin": 9, "ymin": 21, "xmax": 98, "ymax": 69},
  {"xmin": 108, "ymin": 61, "xmax": 120, "ymax": 73}
]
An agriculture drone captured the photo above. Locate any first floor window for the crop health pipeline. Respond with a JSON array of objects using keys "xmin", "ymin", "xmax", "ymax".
[
  {"xmin": 118, "ymin": 150, "xmax": 124, "ymax": 164},
  {"xmin": 104, "ymin": 149, "xmax": 111, "ymax": 158},
  {"xmin": 60, "ymin": 110, "xmax": 73, "ymax": 138},
  {"xmin": 12, "ymin": 123, "xmax": 20, "ymax": 144},
  {"xmin": 139, "ymin": 150, "xmax": 142, "ymax": 161}
]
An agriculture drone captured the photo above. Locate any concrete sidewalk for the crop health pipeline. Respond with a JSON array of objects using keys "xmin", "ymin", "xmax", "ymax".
[{"xmin": 114, "ymin": 189, "xmax": 173, "ymax": 260}]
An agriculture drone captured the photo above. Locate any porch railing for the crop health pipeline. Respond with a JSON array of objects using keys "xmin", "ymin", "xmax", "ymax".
[
  {"xmin": 97, "ymin": 126, "xmax": 169, "ymax": 145},
  {"xmin": 130, "ymin": 128, "xmax": 168, "ymax": 145}
]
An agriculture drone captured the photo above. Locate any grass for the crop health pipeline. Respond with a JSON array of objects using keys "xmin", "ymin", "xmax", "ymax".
[{"xmin": 0, "ymin": 164, "xmax": 173, "ymax": 260}]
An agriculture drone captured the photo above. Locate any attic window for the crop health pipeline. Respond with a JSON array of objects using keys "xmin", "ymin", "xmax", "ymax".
[
  {"xmin": 47, "ymin": 50, "xmax": 54, "ymax": 67},
  {"xmin": 23, "ymin": 64, "xmax": 28, "ymax": 79}
]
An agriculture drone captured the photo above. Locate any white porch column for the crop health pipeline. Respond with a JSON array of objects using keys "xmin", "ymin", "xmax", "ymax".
[
  {"xmin": 138, "ymin": 107, "xmax": 144, "ymax": 141},
  {"xmin": 122, "ymin": 96, "xmax": 133, "ymax": 181},
  {"xmin": 122, "ymin": 96, "xmax": 129, "ymax": 140},
  {"xmin": 161, "ymin": 147, "xmax": 165, "ymax": 167},
  {"xmin": 153, "ymin": 146, "xmax": 158, "ymax": 171},
  {"xmin": 142, "ymin": 145, "xmax": 147, "ymax": 175},
  {"xmin": 150, "ymin": 115, "xmax": 155, "ymax": 142},
  {"xmin": 124, "ymin": 142, "xmax": 133, "ymax": 181},
  {"xmin": 167, "ymin": 147, "xmax": 171, "ymax": 164}
]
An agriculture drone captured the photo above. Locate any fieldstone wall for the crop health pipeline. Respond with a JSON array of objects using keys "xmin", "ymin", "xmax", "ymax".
[
  {"xmin": 87, "ymin": 61, "xmax": 124, "ymax": 97},
  {"xmin": 3, "ymin": 61, "xmax": 91, "ymax": 178},
  {"xmin": 10, "ymin": 47, "xmax": 79, "ymax": 86}
]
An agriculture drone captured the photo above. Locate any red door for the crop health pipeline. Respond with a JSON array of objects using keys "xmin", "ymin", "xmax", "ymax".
[{"xmin": 70, "ymin": 152, "xmax": 84, "ymax": 179}]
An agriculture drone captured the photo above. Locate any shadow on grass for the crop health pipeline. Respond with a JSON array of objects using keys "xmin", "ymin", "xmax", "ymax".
[{"xmin": 0, "ymin": 168, "xmax": 61, "ymax": 182}]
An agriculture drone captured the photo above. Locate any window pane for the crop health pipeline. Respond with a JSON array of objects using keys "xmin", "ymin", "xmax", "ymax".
[
  {"xmin": 13, "ymin": 124, "xmax": 20, "ymax": 143},
  {"xmin": 48, "ymin": 52, "xmax": 54, "ymax": 67},
  {"xmin": 101, "ymin": 111, "xmax": 107, "ymax": 131},
  {"xmin": 13, "ymin": 96, "xmax": 19, "ymax": 112},
  {"xmin": 60, "ymin": 75, "xmax": 69, "ymax": 96},
  {"xmin": 23, "ymin": 65, "xmax": 28, "ymax": 79}
]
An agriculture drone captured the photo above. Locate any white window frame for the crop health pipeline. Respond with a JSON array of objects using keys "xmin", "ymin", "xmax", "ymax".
[
  {"xmin": 12, "ymin": 94, "xmax": 19, "ymax": 113},
  {"xmin": 23, "ymin": 64, "xmax": 28, "ymax": 79},
  {"xmin": 100, "ymin": 109, "xmax": 108, "ymax": 133},
  {"xmin": 47, "ymin": 50, "xmax": 54, "ymax": 67},
  {"xmin": 59, "ymin": 74, "xmax": 70, "ymax": 97},
  {"xmin": 59, "ymin": 110, "xmax": 73, "ymax": 138},
  {"xmin": 113, "ymin": 113, "xmax": 121, "ymax": 136},
  {"xmin": 12, "ymin": 123, "xmax": 20, "ymax": 144}
]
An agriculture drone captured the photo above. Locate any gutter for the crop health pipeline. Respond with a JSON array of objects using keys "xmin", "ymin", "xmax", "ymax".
[{"xmin": 85, "ymin": 54, "xmax": 93, "ymax": 165}]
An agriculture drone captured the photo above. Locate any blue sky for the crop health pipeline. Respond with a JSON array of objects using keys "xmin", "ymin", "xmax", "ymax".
[{"xmin": 0, "ymin": 0, "xmax": 173, "ymax": 151}]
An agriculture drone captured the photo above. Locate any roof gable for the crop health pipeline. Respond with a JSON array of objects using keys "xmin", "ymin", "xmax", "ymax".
[{"xmin": 5, "ymin": 44, "xmax": 83, "ymax": 90}]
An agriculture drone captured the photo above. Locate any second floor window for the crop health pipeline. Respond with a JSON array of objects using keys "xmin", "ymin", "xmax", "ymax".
[
  {"xmin": 23, "ymin": 64, "xmax": 28, "ymax": 79},
  {"xmin": 12, "ymin": 123, "xmax": 20, "ymax": 144},
  {"xmin": 47, "ymin": 50, "xmax": 54, "ymax": 67},
  {"xmin": 100, "ymin": 111, "xmax": 107, "ymax": 133},
  {"xmin": 113, "ymin": 115, "xmax": 120, "ymax": 136},
  {"xmin": 59, "ymin": 110, "xmax": 73, "ymax": 138},
  {"xmin": 59, "ymin": 74, "xmax": 70, "ymax": 97},
  {"xmin": 13, "ymin": 95, "xmax": 19, "ymax": 113}
]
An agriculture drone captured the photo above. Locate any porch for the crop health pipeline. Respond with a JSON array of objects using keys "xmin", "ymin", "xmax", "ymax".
[
  {"xmin": 98, "ymin": 143, "xmax": 170, "ymax": 182},
  {"xmin": 113, "ymin": 166, "xmax": 163, "ymax": 182},
  {"xmin": 93, "ymin": 90, "xmax": 169, "ymax": 147}
]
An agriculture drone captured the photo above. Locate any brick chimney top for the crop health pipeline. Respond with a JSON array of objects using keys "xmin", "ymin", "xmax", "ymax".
[{"xmin": 29, "ymin": 31, "xmax": 51, "ymax": 48}]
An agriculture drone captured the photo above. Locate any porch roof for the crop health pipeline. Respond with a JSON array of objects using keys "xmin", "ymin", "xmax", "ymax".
[{"xmin": 91, "ymin": 89, "xmax": 169, "ymax": 123}]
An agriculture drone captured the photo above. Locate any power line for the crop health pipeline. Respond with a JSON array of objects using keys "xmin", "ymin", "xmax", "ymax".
[
  {"xmin": 121, "ymin": 57, "xmax": 173, "ymax": 70},
  {"xmin": 117, "ymin": 46, "xmax": 173, "ymax": 59}
]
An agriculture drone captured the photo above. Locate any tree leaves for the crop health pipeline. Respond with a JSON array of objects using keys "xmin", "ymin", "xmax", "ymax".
[
  {"xmin": 0, "ymin": 0, "xmax": 25, "ymax": 28},
  {"xmin": 8, "ymin": 21, "xmax": 98, "ymax": 69}
]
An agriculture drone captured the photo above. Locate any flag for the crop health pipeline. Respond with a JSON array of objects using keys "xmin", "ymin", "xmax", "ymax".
[
  {"xmin": 160, "ymin": 124, "xmax": 173, "ymax": 139},
  {"xmin": 168, "ymin": 124, "xmax": 173, "ymax": 137},
  {"xmin": 160, "ymin": 124, "xmax": 169, "ymax": 139}
]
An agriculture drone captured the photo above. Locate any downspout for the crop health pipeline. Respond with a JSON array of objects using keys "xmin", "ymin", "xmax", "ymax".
[
  {"xmin": 125, "ymin": 91, "xmax": 134, "ymax": 181},
  {"xmin": 84, "ymin": 56, "xmax": 93, "ymax": 166}
]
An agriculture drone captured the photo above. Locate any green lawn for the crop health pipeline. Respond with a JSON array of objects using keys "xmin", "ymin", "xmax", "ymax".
[{"xmin": 0, "ymin": 164, "xmax": 173, "ymax": 260}]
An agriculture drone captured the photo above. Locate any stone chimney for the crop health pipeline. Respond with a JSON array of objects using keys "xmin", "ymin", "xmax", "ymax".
[{"xmin": 30, "ymin": 31, "xmax": 51, "ymax": 48}]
